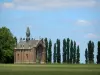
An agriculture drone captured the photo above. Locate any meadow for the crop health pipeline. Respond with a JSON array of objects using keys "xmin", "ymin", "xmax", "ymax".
[{"xmin": 0, "ymin": 64, "xmax": 100, "ymax": 75}]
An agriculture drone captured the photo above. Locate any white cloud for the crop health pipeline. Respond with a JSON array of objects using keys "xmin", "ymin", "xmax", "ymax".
[
  {"xmin": 76, "ymin": 19, "xmax": 91, "ymax": 26},
  {"xmin": 3, "ymin": 2, "xmax": 14, "ymax": 8},
  {"xmin": 1, "ymin": 0, "xmax": 99, "ymax": 10},
  {"xmin": 84, "ymin": 33, "xmax": 99, "ymax": 39}
]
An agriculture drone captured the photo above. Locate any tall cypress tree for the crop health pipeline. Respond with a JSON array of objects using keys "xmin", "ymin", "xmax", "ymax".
[
  {"xmin": 70, "ymin": 40, "xmax": 73, "ymax": 64},
  {"xmin": 44, "ymin": 38, "xmax": 48, "ymax": 63},
  {"xmin": 91, "ymin": 42, "xmax": 94, "ymax": 63},
  {"xmin": 88, "ymin": 41, "xmax": 91, "ymax": 64},
  {"xmin": 14, "ymin": 37, "xmax": 17, "ymax": 46},
  {"xmin": 97, "ymin": 41, "xmax": 100, "ymax": 64},
  {"xmin": 67, "ymin": 38, "xmax": 70, "ymax": 64},
  {"xmin": 57, "ymin": 39, "xmax": 60, "ymax": 63},
  {"xmin": 63, "ymin": 38, "xmax": 67, "ymax": 63},
  {"xmin": 76, "ymin": 45, "xmax": 80, "ymax": 64},
  {"xmin": 73, "ymin": 41, "xmax": 76, "ymax": 64},
  {"xmin": 48, "ymin": 39, "xmax": 52, "ymax": 63},
  {"xmin": 88, "ymin": 41, "xmax": 94, "ymax": 64},
  {"xmin": 85, "ymin": 48, "xmax": 88, "ymax": 64},
  {"xmin": 53, "ymin": 43, "xmax": 57, "ymax": 63}
]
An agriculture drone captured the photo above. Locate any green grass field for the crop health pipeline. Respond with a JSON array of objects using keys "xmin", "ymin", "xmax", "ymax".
[{"xmin": 0, "ymin": 64, "xmax": 100, "ymax": 75}]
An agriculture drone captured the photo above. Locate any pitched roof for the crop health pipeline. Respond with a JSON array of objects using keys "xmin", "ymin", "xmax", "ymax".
[{"xmin": 16, "ymin": 40, "xmax": 40, "ymax": 49}]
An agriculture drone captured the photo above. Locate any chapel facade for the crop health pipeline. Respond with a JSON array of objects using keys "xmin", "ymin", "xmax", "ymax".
[{"xmin": 14, "ymin": 27, "xmax": 46, "ymax": 64}]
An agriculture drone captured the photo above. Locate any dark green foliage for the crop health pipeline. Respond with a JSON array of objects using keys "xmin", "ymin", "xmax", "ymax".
[
  {"xmin": 14, "ymin": 37, "xmax": 17, "ymax": 46},
  {"xmin": 26, "ymin": 27, "xmax": 30, "ymax": 41},
  {"xmin": 70, "ymin": 40, "xmax": 73, "ymax": 64},
  {"xmin": 88, "ymin": 41, "xmax": 94, "ymax": 64},
  {"xmin": 0, "ymin": 27, "xmax": 16, "ymax": 63},
  {"xmin": 56, "ymin": 39, "xmax": 61, "ymax": 63},
  {"xmin": 97, "ymin": 41, "xmax": 100, "ymax": 64},
  {"xmin": 48, "ymin": 39, "xmax": 52, "ymax": 63},
  {"xmin": 26, "ymin": 27, "xmax": 30, "ymax": 37},
  {"xmin": 73, "ymin": 41, "xmax": 76, "ymax": 64},
  {"xmin": 44, "ymin": 38, "xmax": 48, "ymax": 63},
  {"xmin": 67, "ymin": 38, "xmax": 70, "ymax": 63},
  {"xmin": 53, "ymin": 43, "xmax": 57, "ymax": 63},
  {"xmin": 76, "ymin": 45, "xmax": 80, "ymax": 64},
  {"xmin": 63, "ymin": 39, "xmax": 67, "ymax": 63},
  {"xmin": 85, "ymin": 48, "xmax": 88, "ymax": 64}
]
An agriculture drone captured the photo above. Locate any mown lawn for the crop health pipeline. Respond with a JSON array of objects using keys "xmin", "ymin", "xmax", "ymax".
[{"xmin": 0, "ymin": 64, "xmax": 100, "ymax": 75}]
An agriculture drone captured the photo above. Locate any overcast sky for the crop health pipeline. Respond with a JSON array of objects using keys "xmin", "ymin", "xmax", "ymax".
[{"xmin": 0, "ymin": 0, "xmax": 100, "ymax": 63}]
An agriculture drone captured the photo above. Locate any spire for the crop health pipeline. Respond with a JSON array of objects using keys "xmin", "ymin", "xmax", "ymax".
[{"xmin": 26, "ymin": 27, "xmax": 30, "ymax": 41}]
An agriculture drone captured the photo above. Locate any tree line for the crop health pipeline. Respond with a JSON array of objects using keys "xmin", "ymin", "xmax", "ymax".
[
  {"xmin": 85, "ymin": 41, "xmax": 100, "ymax": 64},
  {"xmin": 45, "ymin": 38, "xmax": 100, "ymax": 64},
  {"xmin": 45, "ymin": 38, "xmax": 80, "ymax": 64},
  {"xmin": 0, "ymin": 26, "xmax": 100, "ymax": 64}
]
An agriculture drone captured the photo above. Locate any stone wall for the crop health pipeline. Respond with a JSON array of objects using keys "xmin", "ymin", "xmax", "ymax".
[
  {"xmin": 14, "ymin": 47, "xmax": 46, "ymax": 64},
  {"xmin": 14, "ymin": 49, "xmax": 35, "ymax": 64}
]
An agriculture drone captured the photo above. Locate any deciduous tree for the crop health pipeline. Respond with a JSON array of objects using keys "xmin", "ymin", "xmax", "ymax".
[{"xmin": 0, "ymin": 27, "xmax": 16, "ymax": 63}]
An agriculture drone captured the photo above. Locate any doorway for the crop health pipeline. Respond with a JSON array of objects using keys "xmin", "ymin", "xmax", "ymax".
[{"xmin": 36, "ymin": 44, "xmax": 43, "ymax": 63}]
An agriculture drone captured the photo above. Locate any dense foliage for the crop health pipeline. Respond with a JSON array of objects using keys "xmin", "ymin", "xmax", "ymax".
[{"xmin": 0, "ymin": 27, "xmax": 16, "ymax": 63}]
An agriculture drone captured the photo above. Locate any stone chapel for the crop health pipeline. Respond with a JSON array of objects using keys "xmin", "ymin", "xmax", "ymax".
[{"xmin": 14, "ymin": 27, "xmax": 46, "ymax": 64}]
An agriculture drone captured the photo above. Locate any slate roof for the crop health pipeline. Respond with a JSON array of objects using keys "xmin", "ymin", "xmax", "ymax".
[{"xmin": 16, "ymin": 40, "xmax": 40, "ymax": 49}]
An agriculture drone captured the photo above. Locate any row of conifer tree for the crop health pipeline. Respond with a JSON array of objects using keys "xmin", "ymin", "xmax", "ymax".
[{"xmin": 44, "ymin": 38, "xmax": 100, "ymax": 64}]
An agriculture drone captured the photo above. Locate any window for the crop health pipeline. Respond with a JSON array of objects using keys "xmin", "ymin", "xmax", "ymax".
[
  {"xmin": 26, "ymin": 54, "xmax": 28, "ymax": 60},
  {"xmin": 17, "ymin": 54, "xmax": 19, "ymax": 60}
]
